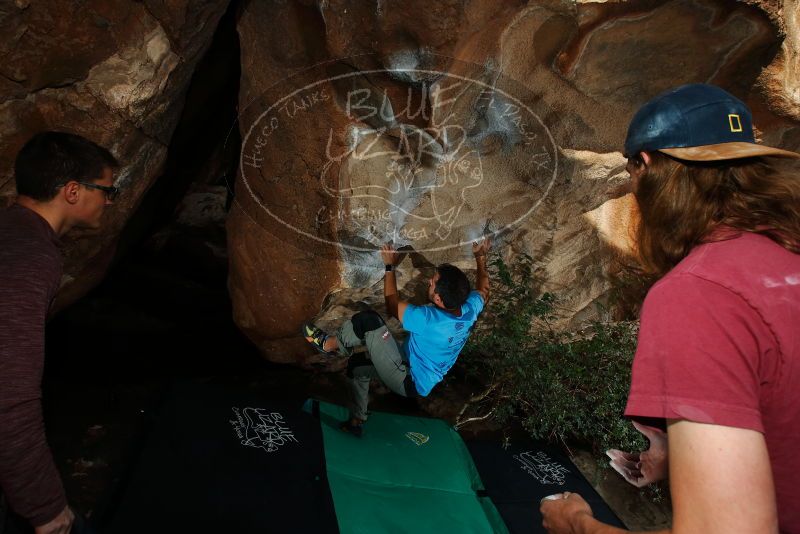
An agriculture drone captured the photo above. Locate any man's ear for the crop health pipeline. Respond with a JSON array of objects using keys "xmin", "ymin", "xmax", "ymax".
[
  {"xmin": 61, "ymin": 181, "xmax": 81, "ymax": 205},
  {"xmin": 640, "ymin": 151, "xmax": 652, "ymax": 167},
  {"xmin": 432, "ymin": 293, "xmax": 445, "ymax": 308}
]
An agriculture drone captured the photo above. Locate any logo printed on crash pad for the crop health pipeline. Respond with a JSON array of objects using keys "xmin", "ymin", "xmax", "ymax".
[
  {"xmin": 229, "ymin": 407, "xmax": 298, "ymax": 453},
  {"xmin": 514, "ymin": 451, "xmax": 570, "ymax": 485},
  {"xmin": 405, "ymin": 432, "xmax": 430, "ymax": 446}
]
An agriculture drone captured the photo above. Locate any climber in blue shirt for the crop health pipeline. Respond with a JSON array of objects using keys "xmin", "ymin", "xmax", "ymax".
[
  {"xmin": 303, "ymin": 239, "xmax": 491, "ymax": 436},
  {"xmin": 401, "ymin": 272, "xmax": 486, "ymax": 396}
]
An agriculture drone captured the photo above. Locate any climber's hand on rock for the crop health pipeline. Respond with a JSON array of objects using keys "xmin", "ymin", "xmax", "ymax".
[
  {"xmin": 606, "ymin": 421, "xmax": 668, "ymax": 487},
  {"xmin": 472, "ymin": 238, "xmax": 491, "ymax": 258},
  {"xmin": 381, "ymin": 243, "xmax": 400, "ymax": 266}
]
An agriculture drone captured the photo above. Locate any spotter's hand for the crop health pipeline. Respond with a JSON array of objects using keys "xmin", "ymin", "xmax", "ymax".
[
  {"xmin": 606, "ymin": 421, "xmax": 668, "ymax": 487},
  {"xmin": 34, "ymin": 506, "xmax": 74, "ymax": 534},
  {"xmin": 540, "ymin": 492, "xmax": 593, "ymax": 534}
]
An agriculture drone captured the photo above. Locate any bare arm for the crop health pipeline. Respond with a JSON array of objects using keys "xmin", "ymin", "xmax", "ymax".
[
  {"xmin": 541, "ymin": 420, "xmax": 777, "ymax": 534},
  {"xmin": 381, "ymin": 243, "xmax": 408, "ymax": 322},
  {"xmin": 667, "ymin": 420, "xmax": 777, "ymax": 534},
  {"xmin": 472, "ymin": 239, "xmax": 490, "ymax": 304}
]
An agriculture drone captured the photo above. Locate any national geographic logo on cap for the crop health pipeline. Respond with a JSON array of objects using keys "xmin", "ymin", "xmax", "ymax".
[
  {"xmin": 728, "ymin": 114, "xmax": 743, "ymax": 133},
  {"xmin": 236, "ymin": 54, "xmax": 558, "ymax": 255},
  {"xmin": 625, "ymin": 83, "xmax": 800, "ymax": 161}
]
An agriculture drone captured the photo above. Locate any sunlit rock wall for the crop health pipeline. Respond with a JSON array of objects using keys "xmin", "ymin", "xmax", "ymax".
[
  {"xmin": 757, "ymin": 0, "xmax": 800, "ymax": 121},
  {"xmin": 0, "ymin": 0, "xmax": 230, "ymax": 307},
  {"xmin": 229, "ymin": 0, "xmax": 800, "ymax": 364}
]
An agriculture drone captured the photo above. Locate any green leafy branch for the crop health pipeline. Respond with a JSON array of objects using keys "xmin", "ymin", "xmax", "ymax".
[{"xmin": 458, "ymin": 252, "xmax": 646, "ymax": 456}]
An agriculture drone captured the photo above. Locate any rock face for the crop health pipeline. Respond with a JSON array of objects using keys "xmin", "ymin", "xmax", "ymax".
[
  {"xmin": 759, "ymin": 0, "xmax": 800, "ymax": 122},
  {"xmin": 0, "ymin": 0, "xmax": 230, "ymax": 307},
  {"xmin": 230, "ymin": 0, "xmax": 800, "ymax": 364}
]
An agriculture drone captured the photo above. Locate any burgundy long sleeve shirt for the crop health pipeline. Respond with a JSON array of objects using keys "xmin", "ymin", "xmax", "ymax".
[{"xmin": 0, "ymin": 203, "xmax": 66, "ymax": 526}]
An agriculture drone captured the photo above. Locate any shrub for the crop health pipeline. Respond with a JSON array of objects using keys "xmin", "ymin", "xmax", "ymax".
[{"xmin": 459, "ymin": 252, "xmax": 646, "ymax": 456}]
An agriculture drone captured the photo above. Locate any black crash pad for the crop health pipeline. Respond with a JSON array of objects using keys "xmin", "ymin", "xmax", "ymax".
[
  {"xmin": 466, "ymin": 440, "xmax": 626, "ymax": 533},
  {"xmin": 107, "ymin": 383, "xmax": 338, "ymax": 534}
]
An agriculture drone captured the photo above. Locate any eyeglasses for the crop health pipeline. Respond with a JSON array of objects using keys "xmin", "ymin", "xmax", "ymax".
[{"xmin": 76, "ymin": 181, "xmax": 120, "ymax": 201}]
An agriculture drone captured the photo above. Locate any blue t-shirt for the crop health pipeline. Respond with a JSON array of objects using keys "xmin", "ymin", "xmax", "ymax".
[{"xmin": 401, "ymin": 290, "xmax": 485, "ymax": 396}]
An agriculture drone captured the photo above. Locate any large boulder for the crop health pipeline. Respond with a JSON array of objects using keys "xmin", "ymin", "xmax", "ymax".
[
  {"xmin": 0, "ymin": 0, "xmax": 230, "ymax": 308},
  {"xmin": 758, "ymin": 0, "xmax": 800, "ymax": 122},
  {"xmin": 229, "ymin": 0, "xmax": 800, "ymax": 364}
]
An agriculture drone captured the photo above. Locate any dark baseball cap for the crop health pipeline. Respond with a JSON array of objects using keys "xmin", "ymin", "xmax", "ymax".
[{"xmin": 624, "ymin": 83, "xmax": 800, "ymax": 161}]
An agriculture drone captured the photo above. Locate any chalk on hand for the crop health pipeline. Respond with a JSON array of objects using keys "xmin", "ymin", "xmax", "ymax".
[{"xmin": 539, "ymin": 494, "xmax": 562, "ymax": 504}]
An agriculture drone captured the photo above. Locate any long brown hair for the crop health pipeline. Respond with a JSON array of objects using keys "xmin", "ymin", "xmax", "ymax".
[{"xmin": 634, "ymin": 151, "xmax": 800, "ymax": 277}]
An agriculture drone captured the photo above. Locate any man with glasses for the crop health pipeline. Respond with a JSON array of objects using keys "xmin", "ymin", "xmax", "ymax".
[
  {"xmin": 73, "ymin": 181, "xmax": 119, "ymax": 201},
  {"xmin": 0, "ymin": 131, "xmax": 119, "ymax": 534}
]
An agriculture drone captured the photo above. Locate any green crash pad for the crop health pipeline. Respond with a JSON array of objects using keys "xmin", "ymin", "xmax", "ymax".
[{"xmin": 314, "ymin": 401, "xmax": 508, "ymax": 534}]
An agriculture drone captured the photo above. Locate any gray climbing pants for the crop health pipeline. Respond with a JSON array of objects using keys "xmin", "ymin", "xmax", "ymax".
[{"xmin": 334, "ymin": 310, "xmax": 409, "ymax": 421}]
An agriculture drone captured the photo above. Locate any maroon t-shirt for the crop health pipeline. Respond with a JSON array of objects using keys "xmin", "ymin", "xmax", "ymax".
[
  {"xmin": 626, "ymin": 231, "xmax": 800, "ymax": 533},
  {"xmin": 0, "ymin": 204, "xmax": 67, "ymax": 526}
]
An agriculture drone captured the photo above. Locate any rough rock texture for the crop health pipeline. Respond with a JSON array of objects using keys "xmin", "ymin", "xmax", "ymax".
[
  {"xmin": 758, "ymin": 0, "xmax": 800, "ymax": 122},
  {"xmin": 229, "ymin": 0, "xmax": 800, "ymax": 364},
  {"xmin": 0, "ymin": 0, "xmax": 230, "ymax": 307}
]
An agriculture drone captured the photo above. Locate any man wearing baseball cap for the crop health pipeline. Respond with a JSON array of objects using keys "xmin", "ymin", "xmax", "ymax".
[{"xmin": 541, "ymin": 84, "xmax": 800, "ymax": 533}]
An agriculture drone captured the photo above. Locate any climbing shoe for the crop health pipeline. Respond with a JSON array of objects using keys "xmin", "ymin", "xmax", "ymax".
[
  {"xmin": 302, "ymin": 323, "xmax": 333, "ymax": 355},
  {"xmin": 339, "ymin": 418, "xmax": 364, "ymax": 438}
]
